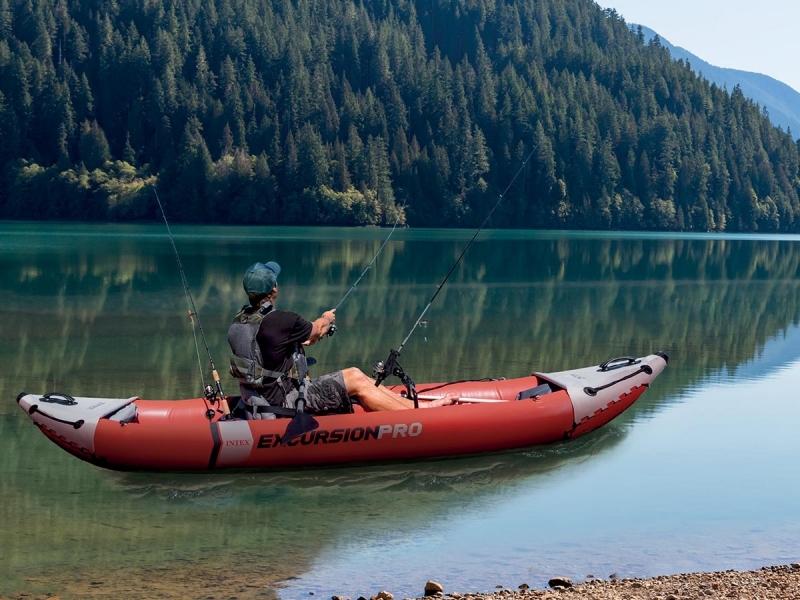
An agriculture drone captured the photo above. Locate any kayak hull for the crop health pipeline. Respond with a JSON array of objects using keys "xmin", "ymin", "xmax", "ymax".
[{"xmin": 17, "ymin": 353, "xmax": 667, "ymax": 471}]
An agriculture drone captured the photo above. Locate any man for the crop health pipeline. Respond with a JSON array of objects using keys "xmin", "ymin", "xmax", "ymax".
[{"xmin": 228, "ymin": 261, "xmax": 454, "ymax": 419}]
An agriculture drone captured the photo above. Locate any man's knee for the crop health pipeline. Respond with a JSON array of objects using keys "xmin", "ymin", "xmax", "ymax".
[{"xmin": 341, "ymin": 367, "xmax": 370, "ymax": 393}]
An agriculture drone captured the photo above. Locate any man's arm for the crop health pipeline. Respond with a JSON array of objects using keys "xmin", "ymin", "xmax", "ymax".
[{"xmin": 304, "ymin": 309, "xmax": 336, "ymax": 345}]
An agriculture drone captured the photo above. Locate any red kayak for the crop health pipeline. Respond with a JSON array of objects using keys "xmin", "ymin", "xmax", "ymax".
[{"xmin": 16, "ymin": 352, "xmax": 667, "ymax": 471}]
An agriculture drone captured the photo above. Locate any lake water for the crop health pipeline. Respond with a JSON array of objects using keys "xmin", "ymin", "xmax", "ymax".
[{"xmin": 2, "ymin": 223, "xmax": 800, "ymax": 599}]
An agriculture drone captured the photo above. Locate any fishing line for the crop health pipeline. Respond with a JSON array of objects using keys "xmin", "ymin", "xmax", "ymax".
[
  {"xmin": 334, "ymin": 201, "xmax": 406, "ymax": 312},
  {"xmin": 153, "ymin": 189, "xmax": 228, "ymax": 416},
  {"xmin": 373, "ymin": 143, "xmax": 539, "ymax": 395},
  {"xmin": 326, "ymin": 201, "xmax": 407, "ymax": 336},
  {"xmin": 398, "ymin": 143, "xmax": 538, "ymax": 354}
]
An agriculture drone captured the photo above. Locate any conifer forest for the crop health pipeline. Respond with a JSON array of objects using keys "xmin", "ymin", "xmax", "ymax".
[{"xmin": 1, "ymin": 0, "xmax": 799, "ymax": 230}]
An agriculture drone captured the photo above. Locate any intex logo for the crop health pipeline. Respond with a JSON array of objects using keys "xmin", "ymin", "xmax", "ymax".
[
  {"xmin": 258, "ymin": 422, "xmax": 423, "ymax": 449},
  {"xmin": 225, "ymin": 439, "xmax": 251, "ymax": 446}
]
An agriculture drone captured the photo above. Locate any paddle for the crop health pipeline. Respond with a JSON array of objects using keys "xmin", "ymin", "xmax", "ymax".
[
  {"xmin": 281, "ymin": 352, "xmax": 319, "ymax": 446},
  {"xmin": 281, "ymin": 397, "xmax": 319, "ymax": 445}
]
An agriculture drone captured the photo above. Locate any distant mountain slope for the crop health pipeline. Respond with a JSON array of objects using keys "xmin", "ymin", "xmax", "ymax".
[{"xmin": 638, "ymin": 25, "xmax": 800, "ymax": 137}]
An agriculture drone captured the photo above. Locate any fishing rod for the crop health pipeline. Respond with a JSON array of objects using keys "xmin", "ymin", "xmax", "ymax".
[
  {"xmin": 153, "ymin": 189, "xmax": 228, "ymax": 418},
  {"xmin": 282, "ymin": 203, "xmax": 406, "ymax": 445},
  {"xmin": 372, "ymin": 143, "xmax": 540, "ymax": 404},
  {"xmin": 325, "ymin": 201, "xmax": 406, "ymax": 337}
]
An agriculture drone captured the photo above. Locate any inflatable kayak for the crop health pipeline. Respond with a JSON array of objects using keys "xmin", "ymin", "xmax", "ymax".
[{"xmin": 16, "ymin": 352, "xmax": 667, "ymax": 472}]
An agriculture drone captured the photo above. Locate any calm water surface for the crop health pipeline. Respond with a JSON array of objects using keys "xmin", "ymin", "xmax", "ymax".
[{"xmin": 1, "ymin": 223, "xmax": 800, "ymax": 598}]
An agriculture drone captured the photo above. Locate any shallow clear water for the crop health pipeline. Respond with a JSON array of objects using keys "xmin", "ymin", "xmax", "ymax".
[
  {"xmin": 2, "ymin": 223, "xmax": 800, "ymax": 598},
  {"xmin": 288, "ymin": 351, "xmax": 800, "ymax": 599}
]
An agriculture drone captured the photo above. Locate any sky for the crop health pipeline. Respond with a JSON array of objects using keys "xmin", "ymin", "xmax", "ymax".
[{"xmin": 598, "ymin": 0, "xmax": 800, "ymax": 93}]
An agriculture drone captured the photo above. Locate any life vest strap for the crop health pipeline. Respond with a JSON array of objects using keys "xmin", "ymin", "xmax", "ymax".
[
  {"xmin": 229, "ymin": 354, "xmax": 291, "ymax": 387},
  {"xmin": 251, "ymin": 405, "xmax": 297, "ymax": 417}
]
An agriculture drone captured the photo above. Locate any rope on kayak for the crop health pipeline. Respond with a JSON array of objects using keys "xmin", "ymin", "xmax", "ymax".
[
  {"xmin": 583, "ymin": 364, "xmax": 653, "ymax": 397},
  {"xmin": 153, "ymin": 188, "xmax": 228, "ymax": 418},
  {"xmin": 416, "ymin": 378, "xmax": 502, "ymax": 395},
  {"xmin": 373, "ymin": 143, "xmax": 540, "ymax": 400},
  {"xmin": 27, "ymin": 403, "xmax": 85, "ymax": 429}
]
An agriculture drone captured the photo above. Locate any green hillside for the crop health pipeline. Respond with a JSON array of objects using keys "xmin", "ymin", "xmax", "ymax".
[{"xmin": 0, "ymin": 0, "xmax": 799, "ymax": 230}]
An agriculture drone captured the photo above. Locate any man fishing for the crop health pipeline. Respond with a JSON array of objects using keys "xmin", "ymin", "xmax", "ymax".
[{"xmin": 227, "ymin": 261, "xmax": 455, "ymax": 420}]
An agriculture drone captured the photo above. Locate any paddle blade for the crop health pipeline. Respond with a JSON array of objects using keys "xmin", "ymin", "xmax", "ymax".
[{"xmin": 281, "ymin": 411, "xmax": 319, "ymax": 446}]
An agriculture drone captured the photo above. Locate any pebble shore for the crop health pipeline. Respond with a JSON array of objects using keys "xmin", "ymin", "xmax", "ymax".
[
  {"xmin": 358, "ymin": 564, "xmax": 800, "ymax": 600},
  {"xmin": 4, "ymin": 563, "xmax": 799, "ymax": 599}
]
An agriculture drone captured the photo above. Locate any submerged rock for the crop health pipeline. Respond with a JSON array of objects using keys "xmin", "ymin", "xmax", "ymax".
[{"xmin": 547, "ymin": 576, "xmax": 573, "ymax": 588}]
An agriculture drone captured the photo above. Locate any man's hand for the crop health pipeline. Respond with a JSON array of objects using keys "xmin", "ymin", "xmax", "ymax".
[{"xmin": 307, "ymin": 309, "xmax": 337, "ymax": 344}]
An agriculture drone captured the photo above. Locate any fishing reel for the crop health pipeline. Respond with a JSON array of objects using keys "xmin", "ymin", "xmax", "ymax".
[
  {"xmin": 325, "ymin": 323, "xmax": 337, "ymax": 337},
  {"xmin": 373, "ymin": 349, "xmax": 419, "ymax": 408},
  {"xmin": 204, "ymin": 385, "xmax": 217, "ymax": 420},
  {"xmin": 372, "ymin": 348, "xmax": 399, "ymax": 383}
]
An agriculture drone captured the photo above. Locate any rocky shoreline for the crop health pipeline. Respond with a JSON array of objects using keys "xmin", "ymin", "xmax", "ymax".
[
  {"xmin": 356, "ymin": 564, "xmax": 800, "ymax": 600},
  {"xmin": 4, "ymin": 563, "xmax": 799, "ymax": 599}
]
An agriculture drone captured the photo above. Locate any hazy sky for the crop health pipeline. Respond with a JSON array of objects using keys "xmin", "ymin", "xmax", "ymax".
[{"xmin": 599, "ymin": 0, "xmax": 800, "ymax": 93}]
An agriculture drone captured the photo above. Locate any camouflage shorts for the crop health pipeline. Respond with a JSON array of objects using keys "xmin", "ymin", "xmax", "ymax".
[{"xmin": 283, "ymin": 370, "xmax": 350, "ymax": 414}]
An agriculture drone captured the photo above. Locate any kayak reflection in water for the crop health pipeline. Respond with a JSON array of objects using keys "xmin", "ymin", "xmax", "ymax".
[{"xmin": 227, "ymin": 261, "xmax": 456, "ymax": 420}]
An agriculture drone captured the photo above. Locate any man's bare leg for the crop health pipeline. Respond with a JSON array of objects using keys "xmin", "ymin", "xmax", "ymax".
[{"xmin": 341, "ymin": 367, "xmax": 456, "ymax": 411}]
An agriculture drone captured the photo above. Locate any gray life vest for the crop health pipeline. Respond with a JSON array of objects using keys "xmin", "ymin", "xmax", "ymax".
[{"xmin": 228, "ymin": 303, "xmax": 292, "ymax": 392}]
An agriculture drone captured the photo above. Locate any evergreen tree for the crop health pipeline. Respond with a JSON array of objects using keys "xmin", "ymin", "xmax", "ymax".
[{"xmin": 78, "ymin": 119, "xmax": 111, "ymax": 170}]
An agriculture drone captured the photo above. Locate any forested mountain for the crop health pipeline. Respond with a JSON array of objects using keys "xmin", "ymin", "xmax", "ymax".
[
  {"xmin": 1, "ymin": 0, "xmax": 799, "ymax": 231},
  {"xmin": 638, "ymin": 25, "xmax": 800, "ymax": 137}
]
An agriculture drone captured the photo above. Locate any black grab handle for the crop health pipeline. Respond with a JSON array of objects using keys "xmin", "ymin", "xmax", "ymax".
[
  {"xmin": 41, "ymin": 392, "xmax": 78, "ymax": 405},
  {"xmin": 598, "ymin": 356, "xmax": 638, "ymax": 371}
]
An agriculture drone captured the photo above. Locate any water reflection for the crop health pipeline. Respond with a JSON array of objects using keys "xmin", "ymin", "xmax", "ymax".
[
  {"xmin": 113, "ymin": 427, "xmax": 621, "ymax": 499},
  {"xmin": 1, "ymin": 407, "xmax": 626, "ymax": 596},
  {"xmin": 3, "ymin": 224, "xmax": 800, "ymax": 597},
  {"xmin": 4, "ymin": 227, "xmax": 800, "ymax": 404}
]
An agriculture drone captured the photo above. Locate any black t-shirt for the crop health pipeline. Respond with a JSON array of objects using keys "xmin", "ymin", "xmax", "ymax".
[{"xmin": 256, "ymin": 309, "xmax": 313, "ymax": 405}]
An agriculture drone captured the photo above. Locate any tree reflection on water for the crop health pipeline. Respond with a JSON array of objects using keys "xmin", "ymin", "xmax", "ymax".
[{"xmin": 3, "ymin": 225, "xmax": 800, "ymax": 597}]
